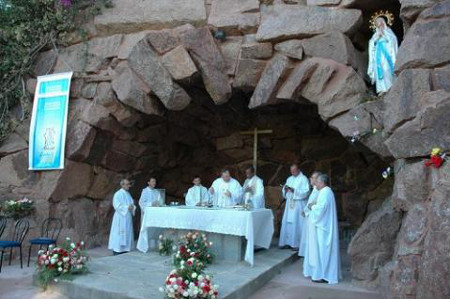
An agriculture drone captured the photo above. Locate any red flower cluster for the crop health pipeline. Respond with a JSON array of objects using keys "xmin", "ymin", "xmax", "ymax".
[{"xmin": 424, "ymin": 155, "xmax": 444, "ymax": 168}]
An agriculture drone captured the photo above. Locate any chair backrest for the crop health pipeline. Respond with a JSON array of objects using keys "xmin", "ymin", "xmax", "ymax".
[
  {"xmin": 41, "ymin": 218, "xmax": 63, "ymax": 241},
  {"xmin": 0, "ymin": 217, "xmax": 7, "ymax": 239},
  {"xmin": 13, "ymin": 219, "xmax": 30, "ymax": 244}
]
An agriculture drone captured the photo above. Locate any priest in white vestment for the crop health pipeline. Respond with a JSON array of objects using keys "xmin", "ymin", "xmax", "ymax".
[
  {"xmin": 242, "ymin": 166, "xmax": 265, "ymax": 209},
  {"xmin": 185, "ymin": 176, "xmax": 210, "ymax": 206},
  {"xmin": 279, "ymin": 164, "xmax": 310, "ymax": 249},
  {"xmin": 108, "ymin": 179, "xmax": 136, "ymax": 255},
  {"xmin": 139, "ymin": 177, "xmax": 162, "ymax": 221},
  {"xmin": 209, "ymin": 169, "xmax": 242, "ymax": 207},
  {"xmin": 303, "ymin": 174, "xmax": 341, "ymax": 284},
  {"xmin": 299, "ymin": 171, "xmax": 321, "ymax": 257}
]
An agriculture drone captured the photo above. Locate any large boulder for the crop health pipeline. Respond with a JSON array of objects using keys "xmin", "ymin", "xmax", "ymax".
[
  {"xmin": 348, "ymin": 198, "xmax": 402, "ymax": 281},
  {"xmin": 128, "ymin": 38, "xmax": 191, "ymax": 110},
  {"xmin": 416, "ymin": 163, "xmax": 450, "ymax": 299},
  {"xmin": 395, "ymin": 1, "xmax": 450, "ymax": 73},
  {"xmin": 385, "ymin": 90, "xmax": 450, "ymax": 158},
  {"xmin": 208, "ymin": 0, "xmax": 260, "ymax": 34},
  {"xmin": 233, "ymin": 58, "xmax": 267, "ymax": 90},
  {"xmin": 161, "ymin": 46, "xmax": 198, "ymax": 81},
  {"xmin": 0, "ymin": 133, "xmax": 28, "ymax": 157},
  {"xmin": 399, "ymin": 0, "xmax": 437, "ymax": 28},
  {"xmin": 248, "ymin": 54, "xmax": 292, "ymax": 108},
  {"xmin": 256, "ymin": 5, "xmax": 362, "ymax": 42},
  {"xmin": 392, "ymin": 160, "xmax": 431, "ymax": 211},
  {"xmin": 299, "ymin": 31, "xmax": 367, "ymax": 77},
  {"xmin": 274, "ymin": 40, "xmax": 304, "ymax": 60},
  {"xmin": 178, "ymin": 27, "xmax": 232, "ymax": 104},
  {"xmin": 66, "ymin": 121, "xmax": 97, "ymax": 162},
  {"xmin": 300, "ymin": 58, "xmax": 367, "ymax": 120},
  {"xmin": 219, "ymin": 37, "xmax": 243, "ymax": 75},
  {"xmin": 383, "ymin": 69, "xmax": 432, "ymax": 133},
  {"xmin": 276, "ymin": 60, "xmax": 318, "ymax": 100},
  {"xmin": 94, "ymin": 0, "xmax": 207, "ymax": 35}
]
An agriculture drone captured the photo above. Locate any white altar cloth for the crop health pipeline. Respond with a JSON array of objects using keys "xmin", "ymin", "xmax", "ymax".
[{"xmin": 136, "ymin": 206, "xmax": 274, "ymax": 266}]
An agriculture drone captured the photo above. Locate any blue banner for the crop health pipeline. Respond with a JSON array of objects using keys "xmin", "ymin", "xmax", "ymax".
[{"xmin": 29, "ymin": 72, "xmax": 73, "ymax": 170}]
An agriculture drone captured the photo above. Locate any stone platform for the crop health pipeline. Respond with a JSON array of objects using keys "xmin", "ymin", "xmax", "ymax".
[{"xmin": 48, "ymin": 247, "xmax": 298, "ymax": 299}]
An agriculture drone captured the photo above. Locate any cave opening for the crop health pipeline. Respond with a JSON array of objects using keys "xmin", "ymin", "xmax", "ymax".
[{"xmin": 83, "ymin": 86, "xmax": 392, "ymax": 241}]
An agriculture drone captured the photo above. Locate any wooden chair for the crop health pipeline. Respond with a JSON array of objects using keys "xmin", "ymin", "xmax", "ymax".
[
  {"xmin": 0, "ymin": 219, "xmax": 29, "ymax": 272},
  {"xmin": 27, "ymin": 217, "xmax": 62, "ymax": 267}
]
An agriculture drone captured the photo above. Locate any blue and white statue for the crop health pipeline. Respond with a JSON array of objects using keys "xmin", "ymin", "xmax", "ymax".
[{"xmin": 367, "ymin": 11, "xmax": 398, "ymax": 95}]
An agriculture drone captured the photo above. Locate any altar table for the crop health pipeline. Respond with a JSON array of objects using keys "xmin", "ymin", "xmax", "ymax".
[{"xmin": 136, "ymin": 206, "xmax": 274, "ymax": 266}]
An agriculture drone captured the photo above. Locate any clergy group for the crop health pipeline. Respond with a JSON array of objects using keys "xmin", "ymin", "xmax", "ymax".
[{"xmin": 108, "ymin": 163, "xmax": 341, "ymax": 284}]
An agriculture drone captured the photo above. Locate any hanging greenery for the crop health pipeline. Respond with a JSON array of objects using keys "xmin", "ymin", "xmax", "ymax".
[{"xmin": 0, "ymin": 0, "xmax": 112, "ymax": 142}]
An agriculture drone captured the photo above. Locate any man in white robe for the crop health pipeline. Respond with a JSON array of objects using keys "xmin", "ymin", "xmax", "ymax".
[
  {"xmin": 185, "ymin": 176, "xmax": 210, "ymax": 206},
  {"xmin": 279, "ymin": 164, "xmax": 310, "ymax": 250},
  {"xmin": 209, "ymin": 169, "xmax": 242, "ymax": 207},
  {"xmin": 139, "ymin": 177, "xmax": 162, "ymax": 221},
  {"xmin": 303, "ymin": 174, "xmax": 341, "ymax": 284},
  {"xmin": 299, "ymin": 171, "xmax": 321, "ymax": 257},
  {"xmin": 242, "ymin": 165, "xmax": 265, "ymax": 209},
  {"xmin": 108, "ymin": 179, "xmax": 136, "ymax": 255}
]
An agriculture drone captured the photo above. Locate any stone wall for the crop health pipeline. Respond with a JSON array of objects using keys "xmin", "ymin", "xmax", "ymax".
[{"xmin": 0, "ymin": 0, "xmax": 449, "ymax": 298}]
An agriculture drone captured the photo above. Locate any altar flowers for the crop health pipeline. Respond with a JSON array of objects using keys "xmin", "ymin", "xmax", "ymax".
[
  {"xmin": 162, "ymin": 231, "xmax": 219, "ymax": 299},
  {"xmin": 173, "ymin": 231, "xmax": 214, "ymax": 267},
  {"xmin": 424, "ymin": 148, "xmax": 446, "ymax": 168},
  {"xmin": 36, "ymin": 237, "xmax": 89, "ymax": 289}
]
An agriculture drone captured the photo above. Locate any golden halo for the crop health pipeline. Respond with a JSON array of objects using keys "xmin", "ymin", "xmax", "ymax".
[{"xmin": 369, "ymin": 10, "xmax": 395, "ymax": 31}]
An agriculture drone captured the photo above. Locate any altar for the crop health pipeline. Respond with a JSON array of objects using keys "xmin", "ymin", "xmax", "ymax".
[{"xmin": 136, "ymin": 206, "xmax": 274, "ymax": 266}]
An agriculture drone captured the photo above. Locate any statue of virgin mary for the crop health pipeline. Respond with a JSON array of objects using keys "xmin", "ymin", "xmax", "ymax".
[{"xmin": 367, "ymin": 11, "xmax": 399, "ymax": 95}]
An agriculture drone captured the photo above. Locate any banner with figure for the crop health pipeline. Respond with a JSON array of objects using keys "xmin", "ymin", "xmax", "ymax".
[{"xmin": 29, "ymin": 72, "xmax": 73, "ymax": 170}]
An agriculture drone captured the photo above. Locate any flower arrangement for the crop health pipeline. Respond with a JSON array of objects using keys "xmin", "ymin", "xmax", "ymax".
[
  {"xmin": 162, "ymin": 231, "xmax": 218, "ymax": 298},
  {"xmin": 0, "ymin": 198, "xmax": 34, "ymax": 220},
  {"xmin": 36, "ymin": 237, "xmax": 89, "ymax": 289},
  {"xmin": 173, "ymin": 232, "xmax": 214, "ymax": 267},
  {"xmin": 159, "ymin": 235, "xmax": 175, "ymax": 256},
  {"xmin": 160, "ymin": 269, "xmax": 219, "ymax": 299},
  {"xmin": 424, "ymin": 148, "xmax": 446, "ymax": 169}
]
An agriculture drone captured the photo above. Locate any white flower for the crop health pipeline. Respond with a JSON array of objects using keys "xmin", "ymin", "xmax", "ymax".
[
  {"xmin": 172, "ymin": 245, "xmax": 178, "ymax": 251},
  {"xmin": 198, "ymin": 275, "xmax": 204, "ymax": 281},
  {"xmin": 63, "ymin": 257, "xmax": 70, "ymax": 263},
  {"xmin": 183, "ymin": 291, "xmax": 189, "ymax": 297},
  {"xmin": 66, "ymin": 237, "xmax": 71, "ymax": 241},
  {"xmin": 54, "ymin": 279, "xmax": 58, "ymax": 283},
  {"xmin": 70, "ymin": 243, "xmax": 75, "ymax": 248},
  {"xmin": 58, "ymin": 261, "xmax": 63, "ymax": 266},
  {"xmin": 38, "ymin": 250, "xmax": 44, "ymax": 255},
  {"xmin": 173, "ymin": 285, "xmax": 178, "ymax": 290},
  {"xmin": 159, "ymin": 287, "xmax": 165, "ymax": 293},
  {"xmin": 58, "ymin": 267, "xmax": 62, "ymax": 272},
  {"xmin": 63, "ymin": 269, "xmax": 68, "ymax": 273},
  {"xmin": 159, "ymin": 235, "xmax": 163, "ymax": 240},
  {"xmin": 45, "ymin": 260, "xmax": 50, "ymax": 265},
  {"xmin": 209, "ymin": 241, "xmax": 213, "ymax": 246},
  {"xmin": 191, "ymin": 272, "xmax": 198, "ymax": 279},
  {"xmin": 387, "ymin": 167, "xmax": 391, "ymax": 172},
  {"xmin": 382, "ymin": 171, "xmax": 388, "ymax": 179},
  {"xmin": 50, "ymin": 259, "xmax": 56, "ymax": 265},
  {"xmin": 80, "ymin": 241, "xmax": 85, "ymax": 246},
  {"xmin": 190, "ymin": 252, "xmax": 195, "ymax": 256},
  {"xmin": 180, "ymin": 260, "xmax": 185, "ymax": 265}
]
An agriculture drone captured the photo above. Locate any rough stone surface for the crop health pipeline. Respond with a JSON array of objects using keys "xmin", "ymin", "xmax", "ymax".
[
  {"xmin": 348, "ymin": 198, "xmax": 402, "ymax": 281},
  {"xmin": 94, "ymin": 0, "xmax": 207, "ymax": 35},
  {"xmin": 146, "ymin": 29, "xmax": 180, "ymax": 55},
  {"xmin": 395, "ymin": 2, "xmax": 450, "ymax": 73},
  {"xmin": 161, "ymin": 46, "xmax": 198, "ymax": 81},
  {"xmin": 383, "ymin": 69, "xmax": 432, "ymax": 133},
  {"xmin": 392, "ymin": 160, "xmax": 431, "ymax": 212},
  {"xmin": 66, "ymin": 121, "xmax": 97, "ymax": 162},
  {"xmin": 385, "ymin": 90, "xmax": 450, "ymax": 158},
  {"xmin": 399, "ymin": 0, "xmax": 436, "ymax": 27},
  {"xmin": 208, "ymin": 0, "xmax": 260, "ymax": 34},
  {"xmin": 276, "ymin": 60, "xmax": 317, "ymax": 100},
  {"xmin": 248, "ymin": 54, "xmax": 292, "ymax": 108},
  {"xmin": 128, "ymin": 38, "xmax": 191, "ymax": 110},
  {"xmin": 256, "ymin": 5, "xmax": 362, "ymax": 42},
  {"xmin": 178, "ymin": 27, "xmax": 232, "ymax": 104},
  {"xmin": 233, "ymin": 59, "xmax": 267, "ymax": 90},
  {"xmin": 299, "ymin": 31, "xmax": 367, "ymax": 76},
  {"xmin": 274, "ymin": 40, "xmax": 304, "ymax": 60},
  {"xmin": 241, "ymin": 42, "xmax": 273, "ymax": 59},
  {"xmin": 0, "ymin": 133, "xmax": 28, "ymax": 157},
  {"xmin": 219, "ymin": 37, "xmax": 243, "ymax": 75}
]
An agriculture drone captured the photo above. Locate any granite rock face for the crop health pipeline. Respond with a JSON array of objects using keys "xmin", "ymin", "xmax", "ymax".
[{"xmin": 2, "ymin": 1, "xmax": 450, "ymax": 297}]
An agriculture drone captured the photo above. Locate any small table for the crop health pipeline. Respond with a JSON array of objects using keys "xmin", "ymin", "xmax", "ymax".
[{"xmin": 136, "ymin": 206, "xmax": 274, "ymax": 266}]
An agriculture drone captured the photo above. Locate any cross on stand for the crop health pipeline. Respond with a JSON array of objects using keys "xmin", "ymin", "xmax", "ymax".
[{"xmin": 240, "ymin": 128, "xmax": 273, "ymax": 174}]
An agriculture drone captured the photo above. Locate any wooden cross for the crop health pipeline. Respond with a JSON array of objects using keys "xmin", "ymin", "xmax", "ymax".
[{"xmin": 240, "ymin": 128, "xmax": 273, "ymax": 174}]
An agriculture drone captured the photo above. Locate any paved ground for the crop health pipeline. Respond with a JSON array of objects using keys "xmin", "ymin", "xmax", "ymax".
[{"xmin": 0, "ymin": 246, "xmax": 379, "ymax": 299}]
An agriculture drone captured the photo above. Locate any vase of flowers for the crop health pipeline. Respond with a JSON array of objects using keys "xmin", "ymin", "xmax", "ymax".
[
  {"xmin": 173, "ymin": 231, "xmax": 214, "ymax": 267},
  {"xmin": 160, "ymin": 269, "xmax": 219, "ymax": 299},
  {"xmin": 36, "ymin": 237, "xmax": 89, "ymax": 289},
  {"xmin": 0, "ymin": 198, "xmax": 34, "ymax": 220}
]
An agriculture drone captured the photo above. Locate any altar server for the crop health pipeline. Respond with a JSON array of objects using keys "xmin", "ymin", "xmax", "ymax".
[
  {"xmin": 139, "ymin": 177, "xmax": 162, "ymax": 220},
  {"xmin": 185, "ymin": 175, "xmax": 210, "ymax": 206},
  {"xmin": 303, "ymin": 174, "xmax": 341, "ymax": 284},
  {"xmin": 299, "ymin": 171, "xmax": 321, "ymax": 257},
  {"xmin": 279, "ymin": 164, "xmax": 310, "ymax": 250},
  {"xmin": 242, "ymin": 165, "xmax": 265, "ymax": 209},
  {"xmin": 108, "ymin": 179, "xmax": 136, "ymax": 255},
  {"xmin": 209, "ymin": 169, "xmax": 242, "ymax": 207}
]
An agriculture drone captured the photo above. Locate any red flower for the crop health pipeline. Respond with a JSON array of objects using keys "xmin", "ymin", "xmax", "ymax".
[
  {"xmin": 425, "ymin": 155, "xmax": 444, "ymax": 168},
  {"xmin": 203, "ymin": 285, "xmax": 211, "ymax": 293}
]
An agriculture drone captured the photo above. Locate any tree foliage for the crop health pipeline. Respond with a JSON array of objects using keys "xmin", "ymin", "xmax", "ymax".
[{"xmin": 0, "ymin": 0, "xmax": 111, "ymax": 142}]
